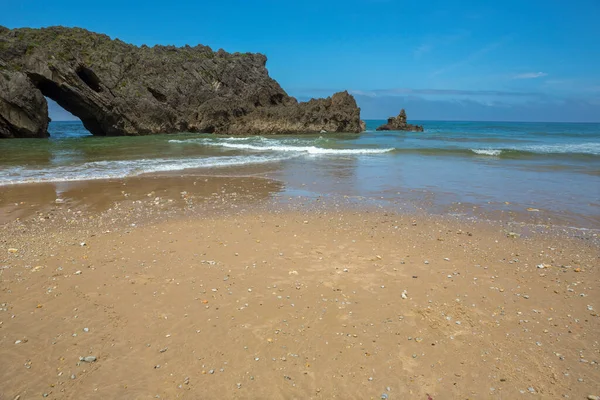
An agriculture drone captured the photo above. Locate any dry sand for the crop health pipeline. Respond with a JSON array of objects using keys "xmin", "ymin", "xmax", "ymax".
[{"xmin": 1, "ymin": 176, "xmax": 599, "ymax": 399}]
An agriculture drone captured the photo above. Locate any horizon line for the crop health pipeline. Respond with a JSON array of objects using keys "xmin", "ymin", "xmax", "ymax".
[{"xmin": 50, "ymin": 118, "xmax": 600, "ymax": 124}]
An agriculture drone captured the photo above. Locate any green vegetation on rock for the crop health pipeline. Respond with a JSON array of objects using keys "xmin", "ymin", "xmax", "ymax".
[{"xmin": 0, "ymin": 25, "xmax": 363, "ymax": 137}]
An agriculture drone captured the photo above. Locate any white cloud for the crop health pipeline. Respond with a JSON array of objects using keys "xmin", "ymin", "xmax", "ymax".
[
  {"xmin": 348, "ymin": 89, "xmax": 377, "ymax": 97},
  {"xmin": 352, "ymin": 88, "xmax": 542, "ymax": 98},
  {"xmin": 431, "ymin": 37, "xmax": 509, "ymax": 77},
  {"xmin": 513, "ymin": 72, "xmax": 548, "ymax": 79}
]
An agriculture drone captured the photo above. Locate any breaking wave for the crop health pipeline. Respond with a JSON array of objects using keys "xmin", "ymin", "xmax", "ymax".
[
  {"xmin": 470, "ymin": 143, "xmax": 600, "ymax": 157},
  {"xmin": 471, "ymin": 149, "xmax": 503, "ymax": 156},
  {"xmin": 169, "ymin": 137, "xmax": 394, "ymax": 155},
  {"xmin": 0, "ymin": 155, "xmax": 291, "ymax": 186}
]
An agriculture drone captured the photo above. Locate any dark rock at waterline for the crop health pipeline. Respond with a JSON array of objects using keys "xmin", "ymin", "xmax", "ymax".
[
  {"xmin": 0, "ymin": 67, "xmax": 50, "ymax": 138},
  {"xmin": 0, "ymin": 26, "xmax": 363, "ymax": 138},
  {"xmin": 222, "ymin": 91, "xmax": 363, "ymax": 134},
  {"xmin": 360, "ymin": 120, "xmax": 367, "ymax": 132},
  {"xmin": 376, "ymin": 109, "xmax": 423, "ymax": 132}
]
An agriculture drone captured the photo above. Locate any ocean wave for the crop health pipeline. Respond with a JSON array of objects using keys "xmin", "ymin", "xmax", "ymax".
[
  {"xmin": 170, "ymin": 138, "xmax": 394, "ymax": 154},
  {"xmin": 471, "ymin": 149, "xmax": 503, "ymax": 156},
  {"xmin": 469, "ymin": 143, "xmax": 600, "ymax": 157},
  {"xmin": 0, "ymin": 155, "xmax": 291, "ymax": 186},
  {"xmin": 205, "ymin": 142, "xmax": 394, "ymax": 154},
  {"xmin": 520, "ymin": 143, "xmax": 600, "ymax": 155},
  {"xmin": 169, "ymin": 136, "xmax": 253, "ymax": 143},
  {"xmin": 170, "ymin": 136, "xmax": 600, "ymax": 158}
]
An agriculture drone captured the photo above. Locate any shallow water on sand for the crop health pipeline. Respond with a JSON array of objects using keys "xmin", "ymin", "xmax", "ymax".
[{"xmin": 0, "ymin": 120, "xmax": 599, "ymax": 228}]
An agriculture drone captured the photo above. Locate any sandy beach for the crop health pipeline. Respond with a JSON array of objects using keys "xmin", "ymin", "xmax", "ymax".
[
  {"xmin": 2, "ymin": 3, "xmax": 600, "ymax": 399},
  {"xmin": 1, "ymin": 175, "xmax": 598, "ymax": 399}
]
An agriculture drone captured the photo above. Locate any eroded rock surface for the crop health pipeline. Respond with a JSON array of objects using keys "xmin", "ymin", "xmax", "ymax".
[
  {"xmin": 376, "ymin": 109, "xmax": 423, "ymax": 132},
  {"xmin": 0, "ymin": 66, "xmax": 49, "ymax": 138},
  {"xmin": 0, "ymin": 26, "xmax": 362, "ymax": 137}
]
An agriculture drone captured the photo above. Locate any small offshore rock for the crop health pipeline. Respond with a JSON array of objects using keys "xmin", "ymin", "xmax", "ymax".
[{"xmin": 376, "ymin": 109, "xmax": 424, "ymax": 132}]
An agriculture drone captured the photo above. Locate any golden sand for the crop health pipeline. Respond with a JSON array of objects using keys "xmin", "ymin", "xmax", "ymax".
[{"xmin": 1, "ymin": 176, "xmax": 598, "ymax": 399}]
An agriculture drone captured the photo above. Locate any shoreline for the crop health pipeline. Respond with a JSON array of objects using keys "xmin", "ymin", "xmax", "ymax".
[
  {"xmin": 1, "ymin": 170, "xmax": 599, "ymax": 235},
  {"xmin": 3, "ymin": 120, "xmax": 599, "ymax": 232},
  {"xmin": 0, "ymin": 187, "xmax": 598, "ymax": 399}
]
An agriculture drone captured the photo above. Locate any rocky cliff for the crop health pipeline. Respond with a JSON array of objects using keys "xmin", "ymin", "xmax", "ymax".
[
  {"xmin": 376, "ymin": 109, "xmax": 423, "ymax": 132},
  {"xmin": 0, "ymin": 26, "xmax": 363, "ymax": 138},
  {"xmin": 0, "ymin": 66, "xmax": 49, "ymax": 138}
]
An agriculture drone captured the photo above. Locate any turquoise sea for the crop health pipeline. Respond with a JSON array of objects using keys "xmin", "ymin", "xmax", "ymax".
[{"xmin": 1, "ymin": 120, "xmax": 599, "ymax": 227}]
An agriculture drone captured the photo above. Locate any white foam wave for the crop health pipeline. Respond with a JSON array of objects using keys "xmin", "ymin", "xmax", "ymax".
[
  {"xmin": 0, "ymin": 155, "xmax": 290, "ymax": 186},
  {"xmin": 198, "ymin": 141, "xmax": 394, "ymax": 155},
  {"xmin": 169, "ymin": 137, "xmax": 394, "ymax": 154},
  {"xmin": 471, "ymin": 149, "xmax": 502, "ymax": 156},
  {"xmin": 521, "ymin": 142, "xmax": 600, "ymax": 155},
  {"xmin": 471, "ymin": 142, "xmax": 600, "ymax": 156},
  {"xmin": 169, "ymin": 136, "xmax": 253, "ymax": 144}
]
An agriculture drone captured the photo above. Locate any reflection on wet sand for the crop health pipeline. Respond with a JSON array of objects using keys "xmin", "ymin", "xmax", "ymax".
[
  {"xmin": 0, "ymin": 183, "xmax": 59, "ymax": 222},
  {"xmin": 0, "ymin": 175, "xmax": 285, "ymax": 224}
]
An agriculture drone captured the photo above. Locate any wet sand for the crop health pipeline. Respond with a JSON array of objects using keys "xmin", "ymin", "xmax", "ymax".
[
  {"xmin": 2, "ymin": 168, "xmax": 598, "ymax": 230},
  {"xmin": 0, "ymin": 176, "xmax": 599, "ymax": 399},
  {"xmin": 0, "ymin": 175, "xmax": 284, "ymax": 225}
]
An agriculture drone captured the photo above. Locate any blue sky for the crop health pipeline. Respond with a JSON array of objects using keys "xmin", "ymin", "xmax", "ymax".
[{"xmin": 3, "ymin": 0, "xmax": 599, "ymax": 122}]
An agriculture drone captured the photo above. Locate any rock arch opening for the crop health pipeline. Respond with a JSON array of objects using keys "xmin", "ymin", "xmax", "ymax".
[
  {"xmin": 46, "ymin": 98, "xmax": 80, "ymax": 122},
  {"xmin": 27, "ymin": 73, "xmax": 107, "ymax": 136}
]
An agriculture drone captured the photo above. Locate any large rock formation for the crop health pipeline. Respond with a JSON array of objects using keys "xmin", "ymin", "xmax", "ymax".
[
  {"xmin": 376, "ymin": 109, "xmax": 423, "ymax": 132},
  {"xmin": 0, "ymin": 26, "xmax": 363, "ymax": 138},
  {"xmin": 0, "ymin": 66, "xmax": 49, "ymax": 138}
]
